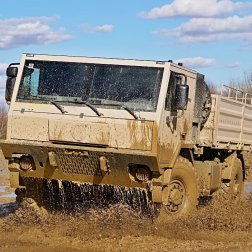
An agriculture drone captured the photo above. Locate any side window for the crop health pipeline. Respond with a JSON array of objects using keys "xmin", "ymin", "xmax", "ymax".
[
  {"xmin": 29, "ymin": 68, "xmax": 40, "ymax": 96},
  {"xmin": 19, "ymin": 67, "xmax": 40, "ymax": 98},
  {"xmin": 165, "ymin": 72, "xmax": 182, "ymax": 111}
]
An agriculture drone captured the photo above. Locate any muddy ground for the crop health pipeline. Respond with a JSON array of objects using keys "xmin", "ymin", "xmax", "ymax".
[
  {"xmin": 1, "ymin": 191, "xmax": 252, "ymax": 251},
  {"xmin": 1, "ymin": 153, "xmax": 252, "ymax": 251},
  {"xmin": 0, "ymin": 200, "xmax": 252, "ymax": 252}
]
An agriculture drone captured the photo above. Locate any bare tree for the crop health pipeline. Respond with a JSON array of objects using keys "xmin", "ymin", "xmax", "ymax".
[
  {"xmin": 227, "ymin": 69, "xmax": 252, "ymax": 104},
  {"xmin": 205, "ymin": 80, "xmax": 219, "ymax": 94},
  {"xmin": 229, "ymin": 69, "xmax": 252, "ymax": 93},
  {"xmin": 0, "ymin": 101, "xmax": 7, "ymax": 139}
]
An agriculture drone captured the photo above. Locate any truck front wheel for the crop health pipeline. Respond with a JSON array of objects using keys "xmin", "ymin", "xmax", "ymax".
[{"xmin": 163, "ymin": 157, "xmax": 198, "ymax": 217}]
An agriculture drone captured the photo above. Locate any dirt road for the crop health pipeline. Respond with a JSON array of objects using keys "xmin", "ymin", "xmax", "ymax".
[{"xmin": 1, "ymin": 196, "xmax": 252, "ymax": 252}]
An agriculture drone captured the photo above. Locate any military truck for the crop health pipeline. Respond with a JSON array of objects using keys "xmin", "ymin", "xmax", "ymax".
[{"xmin": 1, "ymin": 53, "xmax": 252, "ymax": 216}]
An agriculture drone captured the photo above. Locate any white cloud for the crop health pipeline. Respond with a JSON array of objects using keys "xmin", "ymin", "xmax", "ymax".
[
  {"xmin": 174, "ymin": 57, "xmax": 215, "ymax": 68},
  {"xmin": 154, "ymin": 15, "xmax": 252, "ymax": 44},
  {"xmin": 81, "ymin": 23, "xmax": 113, "ymax": 33},
  {"xmin": 0, "ymin": 63, "xmax": 8, "ymax": 75},
  {"xmin": 139, "ymin": 0, "xmax": 252, "ymax": 19},
  {"xmin": 0, "ymin": 16, "xmax": 73, "ymax": 49},
  {"xmin": 225, "ymin": 61, "xmax": 241, "ymax": 68},
  {"xmin": 94, "ymin": 25, "xmax": 113, "ymax": 32}
]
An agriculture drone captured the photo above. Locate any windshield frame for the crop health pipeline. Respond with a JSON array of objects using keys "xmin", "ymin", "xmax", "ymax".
[{"xmin": 15, "ymin": 54, "xmax": 166, "ymax": 113}]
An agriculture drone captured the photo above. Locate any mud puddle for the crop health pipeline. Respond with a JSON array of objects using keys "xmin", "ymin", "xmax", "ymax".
[{"xmin": 1, "ymin": 195, "xmax": 252, "ymax": 252}]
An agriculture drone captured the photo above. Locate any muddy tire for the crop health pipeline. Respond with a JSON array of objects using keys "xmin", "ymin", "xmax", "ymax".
[
  {"xmin": 162, "ymin": 157, "xmax": 198, "ymax": 217},
  {"xmin": 228, "ymin": 159, "xmax": 244, "ymax": 202},
  {"xmin": 218, "ymin": 158, "xmax": 244, "ymax": 203}
]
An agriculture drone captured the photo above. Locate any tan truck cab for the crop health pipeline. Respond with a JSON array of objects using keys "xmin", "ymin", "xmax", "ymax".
[{"xmin": 1, "ymin": 53, "xmax": 250, "ymax": 216}]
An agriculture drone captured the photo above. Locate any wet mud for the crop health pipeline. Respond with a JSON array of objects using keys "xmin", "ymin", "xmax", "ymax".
[{"xmin": 2, "ymin": 188, "xmax": 252, "ymax": 251}]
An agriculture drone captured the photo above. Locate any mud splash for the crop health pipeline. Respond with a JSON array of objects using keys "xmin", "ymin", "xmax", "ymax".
[
  {"xmin": 2, "ymin": 181, "xmax": 252, "ymax": 251},
  {"xmin": 17, "ymin": 178, "xmax": 157, "ymax": 217},
  {"xmin": 4, "ymin": 179, "xmax": 252, "ymax": 232},
  {"xmin": 2, "ymin": 197, "xmax": 252, "ymax": 251}
]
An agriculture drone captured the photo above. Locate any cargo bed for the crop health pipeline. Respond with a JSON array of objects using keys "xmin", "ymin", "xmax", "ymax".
[{"xmin": 199, "ymin": 88, "xmax": 252, "ymax": 151}]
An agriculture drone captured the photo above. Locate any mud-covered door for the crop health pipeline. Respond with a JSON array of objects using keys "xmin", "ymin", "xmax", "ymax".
[{"xmin": 158, "ymin": 72, "xmax": 183, "ymax": 169}]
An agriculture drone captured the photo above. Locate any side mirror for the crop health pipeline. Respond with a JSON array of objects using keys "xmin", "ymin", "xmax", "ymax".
[
  {"xmin": 5, "ymin": 77, "xmax": 16, "ymax": 103},
  {"xmin": 5, "ymin": 64, "xmax": 19, "ymax": 103},
  {"xmin": 6, "ymin": 66, "xmax": 18, "ymax": 78},
  {"xmin": 175, "ymin": 84, "xmax": 189, "ymax": 110}
]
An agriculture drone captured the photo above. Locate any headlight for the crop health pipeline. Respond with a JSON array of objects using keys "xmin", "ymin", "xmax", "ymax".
[{"xmin": 19, "ymin": 155, "xmax": 35, "ymax": 171}]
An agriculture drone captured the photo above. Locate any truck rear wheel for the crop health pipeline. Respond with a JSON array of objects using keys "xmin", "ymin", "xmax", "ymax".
[
  {"xmin": 219, "ymin": 158, "xmax": 244, "ymax": 203},
  {"xmin": 229, "ymin": 158, "xmax": 244, "ymax": 202},
  {"xmin": 163, "ymin": 157, "xmax": 198, "ymax": 217}
]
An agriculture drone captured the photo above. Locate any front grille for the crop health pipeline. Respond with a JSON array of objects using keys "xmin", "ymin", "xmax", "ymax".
[{"xmin": 55, "ymin": 149, "xmax": 102, "ymax": 176}]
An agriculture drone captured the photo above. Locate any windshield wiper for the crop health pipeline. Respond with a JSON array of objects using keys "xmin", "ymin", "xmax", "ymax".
[
  {"xmin": 50, "ymin": 100, "xmax": 66, "ymax": 114},
  {"xmin": 120, "ymin": 105, "xmax": 138, "ymax": 120},
  {"xmin": 85, "ymin": 102, "xmax": 103, "ymax": 117},
  {"xmin": 54, "ymin": 100, "xmax": 103, "ymax": 117},
  {"xmin": 91, "ymin": 103, "xmax": 138, "ymax": 119},
  {"xmin": 28, "ymin": 96, "xmax": 66, "ymax": 114}
]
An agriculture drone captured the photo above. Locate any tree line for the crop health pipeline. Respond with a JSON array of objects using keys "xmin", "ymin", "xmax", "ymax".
[{"xmin": 207, "ymin": 69, "xmax": 252, "ymax": 99}]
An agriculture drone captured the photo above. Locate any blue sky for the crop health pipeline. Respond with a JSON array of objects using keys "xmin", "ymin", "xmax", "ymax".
[{"xmin": 1, "ymin": 0, "xmax": 252, "ymax": 98}]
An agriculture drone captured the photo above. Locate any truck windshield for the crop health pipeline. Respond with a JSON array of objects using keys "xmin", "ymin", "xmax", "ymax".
[{"xmin": 17, "ymin": 60, "xmax": 163, "ymax": 112}]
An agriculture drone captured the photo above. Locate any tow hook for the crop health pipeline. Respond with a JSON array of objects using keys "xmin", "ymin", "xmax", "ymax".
[{"xmin": 99, "ymin": 156, "xmax": 111, "ymax": 174}]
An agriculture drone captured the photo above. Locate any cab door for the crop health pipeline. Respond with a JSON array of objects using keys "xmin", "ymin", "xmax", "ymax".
[{"xmin": 158, "ymin": 71, "xmax": 187, "ymax": 169}]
